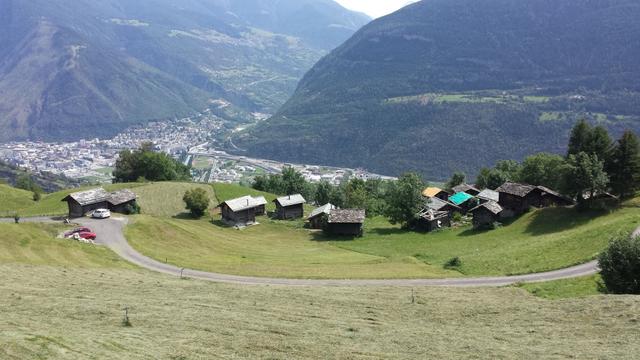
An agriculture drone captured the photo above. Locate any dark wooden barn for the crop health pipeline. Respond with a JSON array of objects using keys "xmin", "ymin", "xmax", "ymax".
[
  {"xmin": 307, "ymin": 203, "xmax": 336, "ymax": 229},
  {"xmin": 108, "ymin": 189, "xmax": 138, "ymax": 214},
  {"xmin": 537, "ymin": 186, "xmax": 575, "ymax": 207},
  {"xmin": 273, "ymin": 194, "xmax": 306, "ymax": 220},
  {"xmin": 326, "ymin": 209, "xmax": 366, "ymax": 237},
  {"xmin": 219, "ymin": 196, "xmax": 268, "ymax": 226},
  {"xmin": 62, "ymin": 188, "xmax": 139, "ymax": 218},
  {"xmin": 470, "ymin": 201, "xmax": 504, "ymax": 229},
  {"xmin": 62, "ymin": 188, "xmax": 111, "ymax": 218},
  {"xmin": 414, "ymin": 209, "xmax": 451, "ymax": 232},
  {"xmin": 496, "ymin": 182, "xmax": 542, "ymax": 217}
]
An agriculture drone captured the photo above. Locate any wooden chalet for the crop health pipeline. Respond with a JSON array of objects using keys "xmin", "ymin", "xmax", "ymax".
[
  {"xmin": 108, "ymin": 189, "xmax": 138, "ymax": 213},
  {"xmin": 62, "ymin": 188, "xmax": 111, "ymax": 218},
  {"xmin": 452, "ymin": 184, "xmax": 481, "ymax": 196},
  {"xmin": 496, "ymin": 182, "xmax": 574, "ymax": 217},
  {"xmin": 62, "ymin": 188, "xmax": 137, "ymax": 218},
  {"xmin": 307, "ymin": 203, "xmax": 336, "ymax": 229},
  {"xmin": 326, "ymin": 209, "xmax": 366, "ymax": 237},
  {"xmin": 422, "ymin": 187, "xmax": 449, "ymax": 201},
  {"xmin": 470, "ymin": 201, "xmax": 504, "ymax": 229},
  {"xmin": 414, "ymin": 209, "xmax": 451, "ymax": 232},
  {"xmin": 273, "ymin": 194, "xmax": 306, "ymax": 220},
  {"xmin": 219, "ymin": 195, "xmax": 268, "ymax": 226},
  {"xmin": 477, "ymin": 189, "xmax": 499, "ymax": 204},
  {"xmin": 496, "ymin": 182, "xmax": 541, "ymax": 217}
]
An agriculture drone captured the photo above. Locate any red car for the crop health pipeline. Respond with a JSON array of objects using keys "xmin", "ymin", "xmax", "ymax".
[
  {"xmin": 77, "ymin": 232, "xmax": 97, "ymax": 240},
  {"xmin": 64, "ymin": 227, "xmax": 92, "ymax": 238}
]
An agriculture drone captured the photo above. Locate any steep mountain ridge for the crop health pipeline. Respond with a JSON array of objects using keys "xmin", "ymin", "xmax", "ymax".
[
  {"xmin": 0, "ymin": 0, "xmax": 370, "ymax": 142},
  {"xmin": 234, "ymin": 0, "xmax": 640, "ymax": 179}
]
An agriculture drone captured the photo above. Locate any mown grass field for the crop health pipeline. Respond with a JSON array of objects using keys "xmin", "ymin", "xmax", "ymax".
[
  {"xmin": 127, "ymin": 197, "xmax": 640, "ymax": 279},
  {"xmin": 135, "ymin": 182, "xmax": 217, "ymax": 217},
  {"xmin": 2, "ymin": 263, "xmax": 640, "ymax": 359},
  {"xmin": 520, "ymin": 275, "xmax": 603, "ymax": 300},
  {"xmin": 0, "ymin": 223, "xmax": 133, "ymax": 269},
  {"xmin": 0, "ymin": 184, "xmax": 33, "ymax": 216}
]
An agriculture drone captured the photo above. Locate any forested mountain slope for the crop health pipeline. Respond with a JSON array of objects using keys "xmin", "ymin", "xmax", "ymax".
[
  {"xmin": 0, "ymin": 0, "xmax": 369, "ymax": 142},
  {"xmin": 234, "ymin": 0, "xmax": 640, "ymax": 179}
]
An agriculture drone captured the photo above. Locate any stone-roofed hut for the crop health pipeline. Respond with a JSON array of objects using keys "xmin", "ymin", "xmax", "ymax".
[
  {"xmin": 273, "ymin": 194, "xmax": 306, "ymax": 220},
  {"xmin": 496, "ymin": 182, "xmax": 542, "ymax": 216},
  {"xmin": 326, "ymin": 209, "xmax": 366, "ymax": 237},
  {"xmin": 62, "ymin": 188, "xmax": 138, "ymax": 218},
  {"xmin": 537, "ymin": 186, "xmax": 575, "ymax": 207},
  {"xmin": 477, "ymin": 189, "xmax": 499, "ymax": 204},
  {"xmin": 307, "ymin": 203, "xmax": 336, "ymax": 229},
  {"xmin": 219, "ymin": 195, "xmax": 268, "ymax": 226},
  {"xmin": 62, "ymin": 188, "xmax": 111, "ymax": 218},
  {"xmin": 108, "ymin": 189, "xmax": 138, "ymax": 214},
  {"xmin": 452, "ymin": 184, "xmax": 481, "ymax": 196},
  {"xmin": 470, "ymin": 201, "xmax": 504, "ymax": 229}
]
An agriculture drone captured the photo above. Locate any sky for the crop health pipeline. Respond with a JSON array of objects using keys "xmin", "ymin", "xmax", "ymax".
[{"xmin": 335, "ymin": 0, "xmax": 418, "ymax": 18}]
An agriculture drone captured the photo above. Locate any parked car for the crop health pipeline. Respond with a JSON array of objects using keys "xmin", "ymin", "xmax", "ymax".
[
  {"xmin": 92, "ymin": 209, "xmax": 111, "ymax": 219},
  {"xmin": 64, "ymin": 227, "xmax": 92, "ymax": 238},
  {"xmin": 77, "ymin": 232, "xmax": 97, "ymax": 240}
]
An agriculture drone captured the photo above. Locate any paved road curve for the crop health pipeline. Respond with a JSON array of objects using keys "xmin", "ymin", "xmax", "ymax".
[{"xmin": 68, "ymin": 217, "xmax": 623, "ymax": 287}]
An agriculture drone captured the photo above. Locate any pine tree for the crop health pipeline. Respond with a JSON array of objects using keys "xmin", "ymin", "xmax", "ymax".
[
  {"xmin": 608, "ymin": 131, "xmax": 640, "ymax": 198},
  {"xmin": 567, "ymin": 119, "xmax": 592, "ymax": 157}
]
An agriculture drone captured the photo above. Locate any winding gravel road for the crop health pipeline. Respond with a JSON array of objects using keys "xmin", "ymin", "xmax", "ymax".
[{"xmin": 68, "ymin": 217, "xmax": 619, "ymax": 287}]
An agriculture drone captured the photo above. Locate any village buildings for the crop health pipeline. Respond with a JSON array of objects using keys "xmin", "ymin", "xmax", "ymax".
[
  {"xmin": 62, "ymin": 188, "xmax": 137, "ymax": 218},
  {"xmin": 219, "ymin": 195, "xmax": 268, "ymax": 226},
  {"xmin": 326, "ymin": 209, "xmax": 366, "ymax": 237},
  {"xmin": 274, "ymin": 194, "xmax": 306, "ymax": 220}
]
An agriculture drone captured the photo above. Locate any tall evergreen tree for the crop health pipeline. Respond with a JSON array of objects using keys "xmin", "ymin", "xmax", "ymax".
[
  {"xmin": 608, "ymin": 131, "xmax": 640, "ymax": 198},
  {"xmin": 587, "ymin": 125, "xmax": 613, "ymax": 162},
  {"xmin": 567, "ymin": 119, "xmax": 592, "ymax": 157}
]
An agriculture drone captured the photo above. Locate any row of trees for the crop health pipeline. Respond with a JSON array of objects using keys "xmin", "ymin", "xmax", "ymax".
[
  {"xmin": 454, "ymin": 121, "xmax": 640, "ymax": 208},
  {"xmin": 113, "ymin": 143, "xmax": 191, "ymax": 183}
]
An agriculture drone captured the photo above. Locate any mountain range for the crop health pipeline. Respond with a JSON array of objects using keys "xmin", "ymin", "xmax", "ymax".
[
  {"xmin": 0, "ymin": 0, "xmax": 369, "ymax": 142},
  {"xmin": 233, "ymin": 0, "xmax": 640, "ymax": 179}
]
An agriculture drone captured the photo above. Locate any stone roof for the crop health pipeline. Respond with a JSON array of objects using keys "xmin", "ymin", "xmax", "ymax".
[
  {"xmin": 496, "ymin": 182, "xmax": 537, "ymax": 198},
  {"xmin": 108, "ymin": 189, "xmax": 137, "ymax": 206},
  {"xmin": 537, "ymin": 186, "xmax": 574, "ymax": 203},
  {"xmin": 422, "ymin": 187, "xmax": 445, "ymax": 198},
  {"xmin": 470, "ymin": 201, "xmax": 504, "ymax": 215},
  {"xmin": 308, "ymin": 203, "xmax": 336, "ymax": 220},
  {"xmin": 426, "ymin": 197, "xmax": 460, "ymax": 211},
  {"xmin": 222, "ymin": 196, "xmax": 268, "ymax": 212},
  {"xmin": 63, "ymin": 188, "xmax": 110, "ymax": 206},
  {"xmin": 328, "ymin": 209, "xmax": 366, "ymax": 224},
  {"xmin": 477, "ymin": 189, "xmax": 499, "ymax": 202},
  {"xmin": 274, "ymin": 194, "xmax": 306, "ymax": 207},
  {"xmin": 453, "ymin": 184, "xmax": 480, "ymax": 194}
]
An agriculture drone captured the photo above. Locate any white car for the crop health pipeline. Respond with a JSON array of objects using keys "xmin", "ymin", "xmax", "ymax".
[{"xmin": 92, "ymin": 209, "xmax": 111, "ymax": 219}]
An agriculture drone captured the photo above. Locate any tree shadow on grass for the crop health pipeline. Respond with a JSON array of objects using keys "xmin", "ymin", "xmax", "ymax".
[
  {"xmin": 310, "ymin": 232, "xmax": 358, "ymax": 242},
  {"xmin": 524, "ymin": 207, "xmax": 612, "ymax": 236},
  {"xmin": 172, "ymin": 212, "xmax": 200, "ymax": 220},
  {"xmin": 369, "ymin": 227, "xmax": 407, "ymax": 236}
]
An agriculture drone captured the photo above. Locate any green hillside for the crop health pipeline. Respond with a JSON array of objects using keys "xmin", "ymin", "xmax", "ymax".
[
  {"xmin": 234, "ymin": 0, "xmax": 640, "ymax": 179},
  {"xmin": 127, "ymin": 182, "xmax": 640, "ymax": 279},
  {"xmin": 0, "ymin": 184, "xmax": 33, "ymax": 216}
]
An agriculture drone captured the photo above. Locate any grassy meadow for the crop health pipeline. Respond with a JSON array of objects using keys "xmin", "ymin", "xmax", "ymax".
[
  {"xmin": 520, "ymin": 275, "xmax": 604, "ymax": 300},
  {"xmin": 126, "ymin": 195, "xmax": 640, "ymax": 279},
  {"xmin": 135, "ymin": 182, "xmax": 217, "ymax": 217},
  {"xmin": 0, "ymin": 223, "xmax": 133, "ymax": 269}
]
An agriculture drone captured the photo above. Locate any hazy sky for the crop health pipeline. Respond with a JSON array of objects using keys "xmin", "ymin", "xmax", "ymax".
[{"xmin": 335, "ymin": 0, "xmax": 418, "ymax": 18}]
